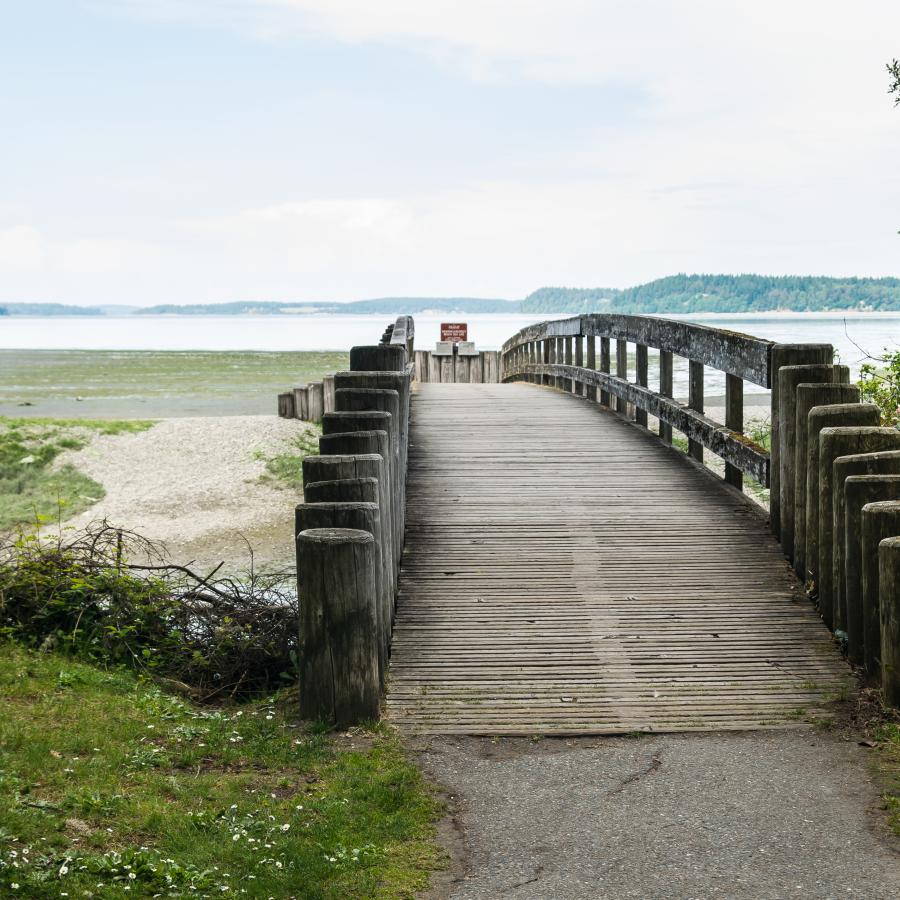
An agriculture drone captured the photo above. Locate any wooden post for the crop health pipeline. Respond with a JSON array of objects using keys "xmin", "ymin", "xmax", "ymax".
[
  {"xmin": 334, "ymin": 371, "xmax": 411, "ymax": 492},
  {"xmin": 542, "ymin": 340, "xmax": 551, "ymax": 386},
  {"xmin": 564, "ymin": 336, "xmax": 574, "ymax": 393},
  {"xmin": 861, "ymin": 502, "xmax": 900, "ymax": 679},
  {"xmin": 805, "ymin": 408, "xmax": 882, "ymax": 599},
  {"xmin": 585, "ymin": 336, "xmax": 596, "ymax": 402},
  {"xmin": 793, "ymin": 384, "xmax": 861, "ymax": 578},
  {"xmin": 688, "ymin": 360, "xmax": 704, "ymax": 462},
  {"xmin": 440, "ymin": 354, "xmax": 454, "ymax": 384},
  {"xmin": 635, "ymin": 344, "xmax": 649, "ymax": 428},
  {"xmin": 350, "ymin": 344, "xmax": 407, "ymax": 372},
  {"xmin": 322, "ymin": 375, "xmax": 336, "ymax": 414},
  {"xmin": 414, "ymin": 350, "xmax": 429, "ymax": 382},
  {"xmin": 470, "ymin": 351, "xmax": 484, "ymax": 384},
  {"xmin": 333, "ymin": 389, "xmax": 403, "ymax": 564},
  {"xmin": 278, "ymin": 392, "xmax": 295, "ymax": 419},
  {"xmin": 296, "ymin": 501, "xmax": 387, "ymax": 681},
  {"xmin": 318, "ymin": 428, "xmax": 396, "ymax": 569},
  {"xmin": 297, "ymin": 528, "xmax": 380, "ymax": 725},
  {"xmin": 769, "ymin": 343, "xmax": 834, "ymax": 539},
  {"xmin": 776, "ymin": 364, "xmax": 850, "ymax": 562},
  {"xmin": 599, "ymin": 337, "xmax": 611, "ymax": 407},
  {"xmin": 616, "ymin": 339, "xmax": 628, "ymax": 415},
  {"xmin": 843, "ymin": 476, "xmax": 900, "ymax": 664},
  {"xmin": 659, "ymin": 350, "xmax": 673, "ymax": 444},
  {"xmin": 724, "ymin": 373, "xmax": 743, "ymax": 490},
  {"xmin": 307, "ymin": 382, "xmax": 325, "ymax": 422},
  {"xmin": 303, "ymin": 453, "xmax": 397, "ymax": 598},
  {"xmin": 574, "ymin": 336, "xmax": 583, "ymax": 396},
  {"xmin": 293, "ymin": 386, "xmax": 309, "ymax": 421},
  {"xmin": 880, "ymin": 536, "xmax": 900, "ymax": 707},
  {"xmin": 548, "ymin": 338, "xmax": 558, "ymax": 388},
  {"xmin": 833, "ymin": 450, "xmax": 900, "ymax": 638}
]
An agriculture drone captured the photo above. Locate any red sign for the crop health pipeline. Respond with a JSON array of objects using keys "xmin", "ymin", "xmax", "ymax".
[{"xmin": 441, "ymin": 322, "xmax": 468, "ymax": 343}]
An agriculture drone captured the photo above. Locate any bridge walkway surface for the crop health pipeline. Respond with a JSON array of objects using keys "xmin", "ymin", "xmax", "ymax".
[{"xmin": 386, "ymin": 382, "xmax": 848, "ymax": 735}]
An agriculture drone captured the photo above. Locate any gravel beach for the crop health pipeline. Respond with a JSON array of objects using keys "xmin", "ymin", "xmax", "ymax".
[{"xmin": 55, "ymin": 415, "xmax": 314, "ymax": 573}]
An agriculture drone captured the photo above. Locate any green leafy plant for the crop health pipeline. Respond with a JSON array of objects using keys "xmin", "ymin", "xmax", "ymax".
[{"xmin": 858, "ymin": 347, "xmax": 900, "ymax": 427}]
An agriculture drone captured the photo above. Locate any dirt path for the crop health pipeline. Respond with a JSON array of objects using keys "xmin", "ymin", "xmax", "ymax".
[{"xmin": 56, "ymin": 415, "xmax": 313, "ymax": 573}]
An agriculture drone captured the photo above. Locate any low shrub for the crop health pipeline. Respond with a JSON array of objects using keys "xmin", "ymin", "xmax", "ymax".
[{"xmin": 0, "ymin": 520, "xmax": 298, "ymax": 700}]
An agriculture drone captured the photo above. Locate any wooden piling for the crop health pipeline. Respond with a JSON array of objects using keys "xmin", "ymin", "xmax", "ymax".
[
  {"xmin": 832, "ymin": 450, "xmax": 900, "ymax": 641},
  {"xmin": 806, "ymin": 410, "xmax": 882, "ymax": 599},
  {"xmin": 861, "ymin": 502, "xmax": 900, "ymax": 679},
  {"xmin": 296, "ymin": 501, "xmax": 388, "ymax": 679},
  {"xmin": 599, "ymin": 337, "xmax": 611, "ymax": 407},
  {"xmin": 776, "ymin": 364, "xmax": 849, "ymax": 560},
  {"xmin": 585, "ymin": 336, "xmax": 596, "ymax": 402},
  {"xmin": 297, "ymin": 528, "xmax": 380, "ymax": 725},
  {"xmin": 297, "ymin": 384, "xmax": 313, "ymax": 421},
  {"xmin": 350, "ymin": 344, "xmax": 408, "ymax": 372},
  {"xmin": 307, "ymin": 382, "xmax": 325, "ymax": 422},
  {"xmin": 278, "ymin": 392, "xmax": 295, "ymax": 419},
  {"xmin": 843, "ymin": 476, "xmax": 900, "ymax": 664},
  {"xmin": 769, "ymin": 343, "xmax": 834, "ymax": 539},
  {"xmin": 616, "ymin": 339, "xmax": 628, "ymax": 416},
  {"xmin": 658, "ymin": 351, "xmax": 673, "ymax": 444},
  {"xmin": 880, "ymin": 537, "xmax": 900, "ymax": 707},
  {"xmin": 322, "ymin": 375, "xmax": 336, "ymax": 414},
  {"xmin": 793, "ymin": 385, "xmax": 862, "ymax": 578}
]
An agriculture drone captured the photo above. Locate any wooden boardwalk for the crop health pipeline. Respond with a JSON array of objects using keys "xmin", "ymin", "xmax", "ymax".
[{"xmin": 386, "ymin": 382, "xmax": 848, "ymax": 735}]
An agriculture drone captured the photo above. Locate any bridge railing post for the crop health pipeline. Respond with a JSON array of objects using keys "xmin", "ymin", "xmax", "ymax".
[
  {"xmin": 635, "ymin": 344, "xmax": 649, "ymax": 428},
  {"xmin": 687, "ymin": 360, "xmax": 704, "ymax": 462},
  {"xmin": 724, "ymin": 373, "xmax": 743, "ymax": 490},
  {"xmin": 585, "ymin": 336, "xmax": 596, "ymax": 402},
  {"xmin": 615, "ymin": 339, "xmax": 628, "ymax": 416},
  {"xmin": 574, "ymin": 336, "xmax": 583, "ymax": 396},
  {"xmin": 599, "ymin": 337, "xmax": 611, "ymax": 407},
  {"xmin": 658, "ymin": 350, "xmax": 673, "ymax": 444}
]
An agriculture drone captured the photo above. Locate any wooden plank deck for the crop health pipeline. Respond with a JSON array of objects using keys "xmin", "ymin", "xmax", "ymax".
[{"xmin": 386, "ymin": 382, "xmax": 849, "ymax": 735}]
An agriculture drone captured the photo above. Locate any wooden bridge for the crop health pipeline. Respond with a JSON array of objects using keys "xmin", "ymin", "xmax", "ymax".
[
  {"xmin": 386, "ymin": 382, "xmax": 844, "ymax": 734},
  {"xmin": 294, "ymin": 314, "xmax": 900, "ymax": 734}
]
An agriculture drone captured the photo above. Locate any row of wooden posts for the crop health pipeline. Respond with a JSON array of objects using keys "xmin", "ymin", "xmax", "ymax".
[
  {"xmin": 412, "ymin": 349, "xmax": 503, "ymax": 384},
  {"xmin": 277, "ymin": 376, "xmax": 336, "ymax": 421},
  {"xmin": 771, "ymin": 353, "xmax": 900, "ymax": 705},
  {"xmin": 293, "ymin": 334, "xmax": 413, "ymax": 725}
]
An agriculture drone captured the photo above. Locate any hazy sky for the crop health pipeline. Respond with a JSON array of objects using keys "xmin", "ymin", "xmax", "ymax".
[{"xmin": 2, "ymin": 1, "xmax": 899, "ymax": 306}]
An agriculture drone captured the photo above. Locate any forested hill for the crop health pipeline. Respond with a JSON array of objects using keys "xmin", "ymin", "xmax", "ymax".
[
  {"xmin": 5, "ymin": 275, "xmax": 900, "ymax": 316},
  {"xmin": 521, "ymin": 275, "xmax": 900, "ymax": 314}
]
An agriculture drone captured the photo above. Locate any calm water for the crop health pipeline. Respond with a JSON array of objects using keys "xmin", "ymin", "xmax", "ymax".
[{"xmin": 2, "ymin": 311, "xmax": 898, "ymax": 400}]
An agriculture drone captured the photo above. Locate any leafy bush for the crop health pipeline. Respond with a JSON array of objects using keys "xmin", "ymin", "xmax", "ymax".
[
  {"xmin": 858, "ymin": 347, "xmax": 900, "ymax": 427},
  {"xmin": 0, "ymin": 520, "xmax": 298, "ymax": 699}
]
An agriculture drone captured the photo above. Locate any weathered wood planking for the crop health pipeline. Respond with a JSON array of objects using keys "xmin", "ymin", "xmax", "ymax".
[{"xmin": 386, "ymin": 382, "xmax": 848, "ymax": 735}]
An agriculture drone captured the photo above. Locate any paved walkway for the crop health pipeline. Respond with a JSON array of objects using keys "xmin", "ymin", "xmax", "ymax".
[{"xmin": 417, "ymin": 730, "xmax": 900, "ymax": 899}]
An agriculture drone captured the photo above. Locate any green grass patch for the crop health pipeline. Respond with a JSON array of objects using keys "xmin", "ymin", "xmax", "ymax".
[
  {"xmin": 0, "ymin": 644, "xmax": 444, "ymax": 897},
  {"xmin": 873, "ymin": 721, "xmax": 900, "ymax": 837},
  {"xmin": 0, "ymin": 419, "xmax": 154, "ymax": 531},
  {"xmin": 256, "ymin": 428, "xmax": 321, "ymax": 491}
]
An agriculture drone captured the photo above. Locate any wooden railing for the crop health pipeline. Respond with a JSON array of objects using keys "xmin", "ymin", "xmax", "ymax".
[
  {"xmin": 294, "ymin": 316, "xmax": 415, "ymax": 725},
  {"xmin": 500, "ymin": 313, "xmax": 790, "ymax": 490},
  {"xmin": 502, "ymin": 312, "xmax": 900, "ymax": 708}
]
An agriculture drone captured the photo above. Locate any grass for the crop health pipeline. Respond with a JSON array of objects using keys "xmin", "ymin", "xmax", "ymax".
[
  {"xmin": 874, "ymin": 722, "xmax": 900, "ymax": 837},
  {"xmin": 0, "ymin": 418, "xmax": 155, "ymax": 531},
  {"xmin": 0, "ymin": 643, "xmax": 444, "ymax": 898},
  {"xmin": 256, "ymin": 427, "xmax": 322, "ymax": 491}
]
